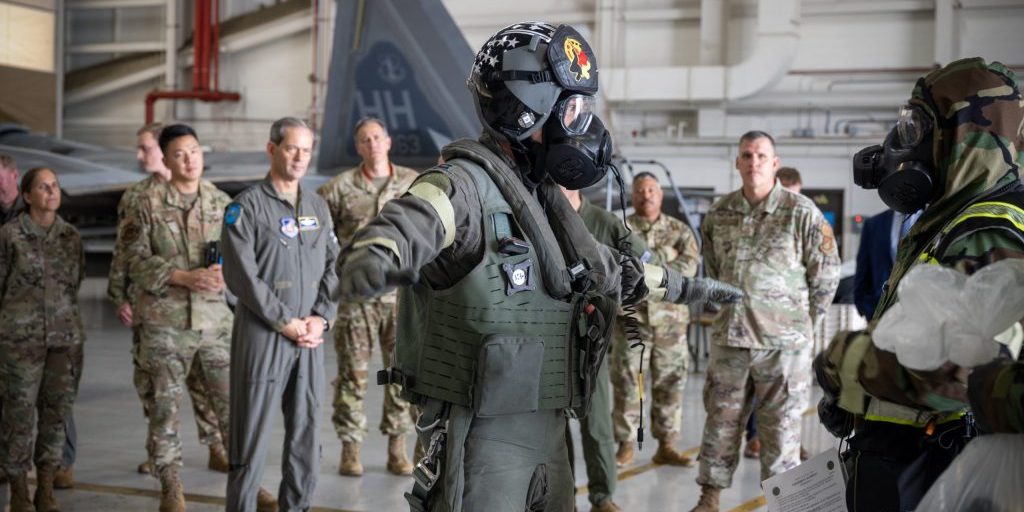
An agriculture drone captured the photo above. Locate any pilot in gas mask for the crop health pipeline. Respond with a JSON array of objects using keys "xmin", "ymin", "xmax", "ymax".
[
  {"xmin": 333, "ymin": 21, "xmax": 740, "ymax": 512},
  {"xmin": 466, "ymin": 22, "xmax": 612, "ymax": 191}
]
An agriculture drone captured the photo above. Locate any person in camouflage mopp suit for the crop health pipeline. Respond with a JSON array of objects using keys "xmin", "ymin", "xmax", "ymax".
[
  {"xmin": 690, "ymin": 131, "xmax": 841, "ymax": 512},
  {"xmin": 816, "ymin": 58, "xmax": 1024, "ymax": 512},
  {"xmin": 0, "ymin": 167, "xmax": 85, "ymax": 512}
]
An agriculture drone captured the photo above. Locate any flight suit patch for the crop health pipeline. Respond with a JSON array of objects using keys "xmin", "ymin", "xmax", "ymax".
[
  {"xmin": 280, "ymin": 217, "xmax": 299, "ymax": 238},
  {"xmin": 225, "ymin": 203, "xmax": 241, "ymax": 225},
  {"xmin": 298, "ymin": 216, "xmax": 320, "ymax": 231},
  {"xmin": 502, "ymin": 258, "xmax": 536, "ymax": 295}
]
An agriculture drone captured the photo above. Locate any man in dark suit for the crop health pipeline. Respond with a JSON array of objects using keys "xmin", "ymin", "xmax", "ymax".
[{"xmin": 853, "ymin": 209, "xmax": 920, "ymax": 320}]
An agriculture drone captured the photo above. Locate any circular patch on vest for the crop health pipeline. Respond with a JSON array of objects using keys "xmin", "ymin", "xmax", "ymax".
[
  {"xmin": 511, "ymin": 268, "xmax": 527, "ymax": 286},
  {"xmin": 501, "ymin": 258, "xmax": 536, "ymax": 296}
]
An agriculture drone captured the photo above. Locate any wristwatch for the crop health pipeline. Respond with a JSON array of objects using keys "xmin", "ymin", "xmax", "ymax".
[{"xmin": 319, "ymin": 316, "xmax": 329, "ymax": 331}]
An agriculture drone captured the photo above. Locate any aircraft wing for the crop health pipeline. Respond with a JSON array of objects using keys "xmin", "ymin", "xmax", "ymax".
[{"xmin": 0, "ymin": 143, "xmax": 143, "ymax": 196}]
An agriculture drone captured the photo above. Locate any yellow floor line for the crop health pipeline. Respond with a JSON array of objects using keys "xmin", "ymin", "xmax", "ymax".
[
  {"xmin": 57, "ymin": 410, "xmax": 823, "ymax": 505},
  {"xmin": 729, "ymin": 495, "xmax": 767, "ymax": 512},
  {"xmin": 575, "ymin": 445, "xmax": 699, "ymax": 495},
  {"xmin": 577, "ymin": 406, "xmax": 817, "ymax": 501},
  {"xmin": 727, "ymin": 406, "xmax": 817, "ymax": 512},
  {"xmin": 616, "ymin": 461, "xmax": 661, "ymax": 482}
]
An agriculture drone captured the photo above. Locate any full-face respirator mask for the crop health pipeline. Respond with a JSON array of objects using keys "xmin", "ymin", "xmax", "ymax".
[
  {"xmin": 535, "ymin": 95, "xmax": 613, "ymax": 190},
  {"xmin": 853, "ymin": 105, "xmax": 936, "ymax": 214}
]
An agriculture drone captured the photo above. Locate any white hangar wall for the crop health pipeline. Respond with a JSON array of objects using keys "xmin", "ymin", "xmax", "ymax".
[{"xmin": 62, "ymin": 0, "xmax": 1024, "ymax": 259}]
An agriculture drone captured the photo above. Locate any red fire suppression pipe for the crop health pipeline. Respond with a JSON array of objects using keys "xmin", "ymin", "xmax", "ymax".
[
  {"xmin": 146, "ymin": 0, "xmax": 240, "ymax": 124},
  {"xmin": 212, "ymin": 0, "xmax": 220, "ymax": 91},
  {"xmin": 194, "ymin": 0, "xmax": 205, "ymax": 90},
  {"xmin": 145, "ymin": 90, "xmax": 241, "ymax": 125},
  {"xmin": 199, "ymin": 0, "xmax": 210, "ymax": 90}
]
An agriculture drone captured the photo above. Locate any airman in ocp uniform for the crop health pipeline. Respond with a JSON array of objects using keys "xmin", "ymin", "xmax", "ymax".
[
  {"xmin": 0, "ymin": 167, "xmax": 85, "ymax": 512},
  {"xmin": 611, "ymin": 172, "xmax": 701, "ymax": 469},
  {"xmin": 317, "ymin": 117, "xmax": 419, "ymax": 476},
  {"xmin": 108, "ymin": 122, "xmax": 228, "ymax": 477},
  {"xmin": 691, "ymin": 131, "xmax": 840, "ymax": 512},
  {"xmin": 122, "ymin": 124, "xmax": 275, "ymax": 511}
]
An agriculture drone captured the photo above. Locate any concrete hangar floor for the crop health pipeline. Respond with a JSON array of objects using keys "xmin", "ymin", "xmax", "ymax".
[{"xmin": 3, "ymin": 277, "xmax": 837, "ymax": 511}]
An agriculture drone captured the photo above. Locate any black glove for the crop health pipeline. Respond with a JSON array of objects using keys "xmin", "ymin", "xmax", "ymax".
[
  {"xmin": 666, "ymin": 275, "xmax": 744, "ymax": 305},
  {"xmin": 337, "ymin": 247, "xmax": 396, "ymax": 301},
  {"xmin": 967, "ymin": 358, "xmax": 1014, "ymax": 434},
  {"xmin": 619, "ymin": 254, "xmax": 648, "ymax": 306},
  {"xmin": 813, "ymin": 352, "xmax": 854, "ymax": 438}
]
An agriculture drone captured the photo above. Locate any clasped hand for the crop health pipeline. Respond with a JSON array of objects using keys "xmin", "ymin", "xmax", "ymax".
[{"xmin": 281, "ymin": 316, "xmax": 326, "ymax": 348}]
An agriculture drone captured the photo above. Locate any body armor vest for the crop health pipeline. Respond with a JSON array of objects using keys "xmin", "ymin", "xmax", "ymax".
[{"xmin": 395, "ymin": 146, "xmax": 602, "ymax": 415}]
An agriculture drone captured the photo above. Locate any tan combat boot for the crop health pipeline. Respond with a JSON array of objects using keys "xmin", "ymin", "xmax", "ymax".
[
  {"xmin": 34, "ymin": 464, "xmax": 61, "ymax": 512},
  {"xmin": 615, "ymin": 442, "xmax": 634, "ymax": 467},
  {"xmin": 207, "ymin": 443, "xmax": 229, "ymax": 473},
  {"xmin": 257, "ymin": 487, "xmax": 278, "ymax": 512},
  {"xmin": 592, "ymin": 498, "xmax": 623, "ymax": 512},
  {"xmin": 53, "ymin": 464, "xmax": 74, "ymax": 489},
  {"xmin": 689, "ymin": 484, "xmax": 721, "ymax": 512},
  {"xmin": 158, "ymin": 465, "xmax": 187, "ymax": 512},
  {"xmin": 339, "ymin": 441, "xmax": 363, "ymax": 476},
  {"xmin": 652, "ymin": 441, "xmax": 695, "ymax": 467},
  {"xmin": 9, "ymin": 472, "xmax": 34, "ymax": 512},
  {"xmin": 387, "ymin": 435, "xmax": 414, "ymax": 475},
  {"xmin": 138, "ymin": 459, "xmax": 154, "ymax": 474}
]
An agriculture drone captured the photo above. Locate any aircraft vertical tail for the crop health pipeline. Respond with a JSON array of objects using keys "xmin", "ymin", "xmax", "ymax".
[{"xmin": 318, "ymin": 0, "xmax": 481, "ymax": 172}]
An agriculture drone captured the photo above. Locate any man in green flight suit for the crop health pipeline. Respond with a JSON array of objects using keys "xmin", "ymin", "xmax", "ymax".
[
  {"xmin": 560, "ymin": 185, "xmax": 649, "ymax": 512},
  {"xmin": 816, "ymin": 58, "xmax": 1024, "ymax": 511}
]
